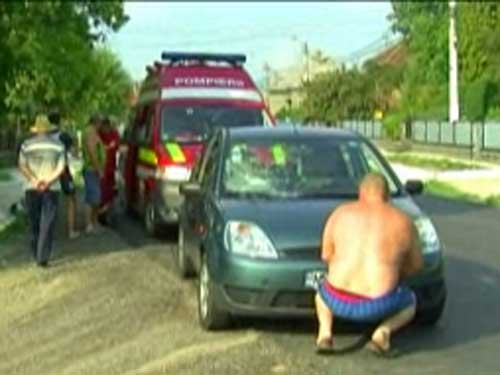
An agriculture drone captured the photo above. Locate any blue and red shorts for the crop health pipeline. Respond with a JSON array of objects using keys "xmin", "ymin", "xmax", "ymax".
[{"xmin": 318, "ymin": 280, "xmax": 416, "ymax": 323}]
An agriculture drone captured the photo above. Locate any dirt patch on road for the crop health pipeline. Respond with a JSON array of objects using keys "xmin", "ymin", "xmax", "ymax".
[{"xmin": 0, "ymin": 227, "xmax": 260, "ymax": 375}]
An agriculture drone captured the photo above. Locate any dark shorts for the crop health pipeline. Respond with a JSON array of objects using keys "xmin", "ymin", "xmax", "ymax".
[
  {"xmin": 318, "ymin": 280, "xmax": 416, "ymax": 323},
  {"xmin": 83, "ymin": 169, "xmax": 101, "ymax": 206}
]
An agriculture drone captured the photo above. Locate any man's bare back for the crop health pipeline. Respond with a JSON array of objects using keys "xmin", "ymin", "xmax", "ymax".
[
  {"xmin": 315, "ymin": 173, "xmax": 423, "ymax": 354},
  {"xmin": 321, "ymin": 175, "xmax": 422, "ymax": 298}
]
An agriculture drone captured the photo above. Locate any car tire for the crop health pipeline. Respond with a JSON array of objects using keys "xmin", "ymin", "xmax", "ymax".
[
  {"xmin": 417, "ymin": 297, "xmax": 446, "ymax": 326},
  {"xmin": 198, "ymin": 252, "xmax": 230, "ymax": 331},
  {"xmin": 176, "ymin": 225, "xmax": 196, "ymax": 279},
  {"xmin": 144, "ymin": 199, "xmax": 160, "ymax": 237}
]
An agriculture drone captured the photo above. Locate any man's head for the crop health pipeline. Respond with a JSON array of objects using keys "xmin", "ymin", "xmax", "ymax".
[
  {"xmin": 30, "ymin": 115, "xmax": 54, "ymax": 135},
  {"xmin": 358, "ymin": 172, "xmax": 389, "ymax": 203},
  {"xmin": 101, "ymin": 116, "xmax": 112, "ymax": 131},
  {"xmin": 48, "ymin": 109, "xmax": 61, "ymax": 127},
  {"xmin": 89, "ymin": 114, "xmax": 103, "ymax": 129}
]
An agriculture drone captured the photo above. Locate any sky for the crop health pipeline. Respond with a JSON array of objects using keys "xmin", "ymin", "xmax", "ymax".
[{"xmin": 107, "ymin": 1, "xmax": 396, "ymax": 84}]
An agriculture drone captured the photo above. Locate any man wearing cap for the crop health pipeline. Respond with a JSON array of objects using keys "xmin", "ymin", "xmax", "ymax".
[{"xmin": 18, "ymin": 115, "xmax": 66, "ymax": 267}]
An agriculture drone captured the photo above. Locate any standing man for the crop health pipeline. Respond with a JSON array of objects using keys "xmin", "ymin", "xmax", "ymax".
[
  {"xmin": 98, "ymin": 116, "xmax": 120, "ymax": 222},
  {"xmin": 315, "ymin": 173, "xmax": 423, "ymax": 356},
  {"xmin": 18, "ymin": 115, "xmax": 66, "ymax": 267},
  {"xmin": 82, "ymin": 114, "xmax": 105, "ymax": 234},
  {"xmin": 48, "ymin": 109, "xmax": 80, "ymax": 239}
]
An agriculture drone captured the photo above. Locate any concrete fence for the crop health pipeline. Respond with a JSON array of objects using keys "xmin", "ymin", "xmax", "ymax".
[{"xmin": 340, "ymin": 120, "xmax": 500, "ymax": 153}]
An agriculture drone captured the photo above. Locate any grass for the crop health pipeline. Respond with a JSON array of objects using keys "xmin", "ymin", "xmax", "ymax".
[
  {"xmin": 425, "ymin": 179, "xmax": 500, "ymax": 207},
  {"xmin": 0, "ymin": 169, "xmax": 11, "ymax": 182},
  {"xmin": 387, "ymin": 153, "xmax": 481, "ymax": 171},
  {"xmin": 0, "ymin": 214, "xmax": 27, "ymax": 245}
]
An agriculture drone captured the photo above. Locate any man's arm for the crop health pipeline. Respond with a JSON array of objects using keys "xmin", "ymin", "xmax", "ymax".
[
  {"xmin": 18, "ymin": 160, "xmax": 38, "ymax": 187},
  {"xmin": 401, "ymin": 220, "xmax": 424, "ymax": 279},
  {"xmin": 44, "ymin": 153, "xmax": 65, "ymax": 188},
  {"xmin": 18, "ymin": 147, "xmax": 38, "ymax": 187},
  {"xmin": 321, "ymin": 211, "xmax": 337, "ymax": 263}
]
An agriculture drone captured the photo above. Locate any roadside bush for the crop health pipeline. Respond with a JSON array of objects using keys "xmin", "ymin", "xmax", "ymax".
[
  {"xmin": 382, "ymin": 112, "xmax": 403, "ymax": 140},
  {"xmin": 464, "ymin": 80, "xmax": 488, "ymax": 122},
  {"xmin": 275, "ymin": 106, "xmax": 307, "ymax": 123}
]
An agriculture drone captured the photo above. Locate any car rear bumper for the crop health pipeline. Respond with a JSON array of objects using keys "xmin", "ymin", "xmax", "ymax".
[{"xmin": 209, "ymin": 252, "xmax": 446, "ymax": 319}]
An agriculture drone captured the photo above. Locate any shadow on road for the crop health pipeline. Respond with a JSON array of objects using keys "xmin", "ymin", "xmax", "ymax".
[
  {"xmin": 396, "ymin": 253, "xmax": 500, "ymax": 354},
  {"xmin": 229, "ymin": 252, "xmax": 500, "ymax": 357},
  {"xmin": 415, "ymin": 194, "xmax": 490, "ymax": 217}
]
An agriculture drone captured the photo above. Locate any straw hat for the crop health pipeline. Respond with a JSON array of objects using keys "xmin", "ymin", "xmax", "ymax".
[{"xmin": 30, "ymin": 115, "xmax": 54, "ymax": 134}]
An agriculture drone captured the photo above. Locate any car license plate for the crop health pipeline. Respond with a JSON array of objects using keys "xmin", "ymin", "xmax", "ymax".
[{"xmin": 304, "ymin": 270, "xmax": 326, "ymax": 290}]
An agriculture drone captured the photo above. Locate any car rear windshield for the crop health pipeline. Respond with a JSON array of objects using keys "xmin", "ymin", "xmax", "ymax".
[
  {"xmin": 161, "ymin": 104, "xmax": 266, "ymax": 143},
  {"xmin": 222, "ymin": 137, "xmax": 401, "ymax": 199}
]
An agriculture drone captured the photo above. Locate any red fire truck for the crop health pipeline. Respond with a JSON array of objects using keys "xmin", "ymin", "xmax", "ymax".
[{"xmin": 120, "ymin": 52, "xmax": 275, "ymax": 235}]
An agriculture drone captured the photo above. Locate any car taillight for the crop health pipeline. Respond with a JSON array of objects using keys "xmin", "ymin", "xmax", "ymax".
[
  {"xmin": 156, "ymin": 165, "xmax": 191, "ymax": 181},
  {"xmin": 155, "ymin": 141, "xmax": 196, "ymax": 181}
]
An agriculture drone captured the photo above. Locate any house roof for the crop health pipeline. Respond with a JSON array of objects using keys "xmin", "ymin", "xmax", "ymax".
[{"xmin": 371, "ymin": 40, "xmax": 408, "ymax": 67}]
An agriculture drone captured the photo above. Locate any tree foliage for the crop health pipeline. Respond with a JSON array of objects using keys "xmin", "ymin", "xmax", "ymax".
[
  {"xmin": 0, "ymin": 1, "xmax": 131, "ymax": 130},
  {"xmin": 290, "ymin": 2, "xmax": 500, "ymax": 128},
  {"xmin": 389, "ymin": 1, "xmax": 500, "ymax": 120}
]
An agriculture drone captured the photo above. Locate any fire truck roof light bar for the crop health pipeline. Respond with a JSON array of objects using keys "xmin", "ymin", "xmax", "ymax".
[{"xmin": 160, "ymin": 52, "xmax": 247, "ymax": 65}]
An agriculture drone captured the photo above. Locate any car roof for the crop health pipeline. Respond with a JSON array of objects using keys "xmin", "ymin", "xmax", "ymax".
[{"xmin": 224, "ymin": 125, "xmax": 360, "ymax": 142}]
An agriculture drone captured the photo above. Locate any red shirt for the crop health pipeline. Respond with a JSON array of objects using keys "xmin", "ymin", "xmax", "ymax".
[{"xmin": 98, "ymin": 128, "xmax": 120, "ymax": 205}]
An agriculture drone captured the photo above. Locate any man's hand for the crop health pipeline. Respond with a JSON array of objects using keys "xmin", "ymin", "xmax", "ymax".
[
  {"xmin": 107, "ymin": 140, "xmax": 117, "ymax": 150},
  {"xmin": 29, "ymin": 176, "xmax": 39, "ymax": 187},
  {"xmin": 37, "ymin": 180, "xmax": 48, "ymax": 192}
]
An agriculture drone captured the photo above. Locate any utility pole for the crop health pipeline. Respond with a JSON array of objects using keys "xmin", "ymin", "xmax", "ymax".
[
  {"xmin": 303, "ymin": 42, "xmax": 310, "ymax": 83},
  {"xmin": 449, "ymin": 0, "xmax": 460, "ymax": 123},
  {"xmin": 262, "ymin": 62, "xmax": 272, "ymax": 108}
]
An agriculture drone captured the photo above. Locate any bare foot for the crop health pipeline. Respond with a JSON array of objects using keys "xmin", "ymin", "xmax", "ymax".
[
  {"xmin": 315, "ymin": 337, "xmax": 333, "ymax": 354},
  {"xmin": 371, "ymin": 327, "xmax": 390, "ymax": 352}
]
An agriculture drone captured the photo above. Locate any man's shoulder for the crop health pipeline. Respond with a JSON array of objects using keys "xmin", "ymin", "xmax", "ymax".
[
  {"xmin": 334, "ymin": 201, "xmax": 358, "ymax": 215},
  {"xmin": 32, "ymin": 133, "xmax": 65, "ymax": 149},
  {"xmin": 326, "ymin": 201, "xmax": 357, "ymax": 223},
  {"xmin": 388, "ymin": 204, "xmax": 412, "ymax": 224}
]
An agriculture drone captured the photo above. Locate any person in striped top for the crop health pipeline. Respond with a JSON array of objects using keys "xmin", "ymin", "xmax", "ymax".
[{"xmin": 18, "ymin": 115, "xmax": 66, "ymax": 267}]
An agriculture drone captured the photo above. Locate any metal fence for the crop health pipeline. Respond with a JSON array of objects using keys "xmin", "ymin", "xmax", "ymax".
[
  {"xmin": 340, "ymin": 120, "xmax": 500, "ymax": 152},
  {"xmin": 340, "ymin": 120, "xmax": 385, "ymax": 140}
]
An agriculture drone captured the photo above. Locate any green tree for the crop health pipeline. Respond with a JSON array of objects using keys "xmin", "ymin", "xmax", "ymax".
[
  {"xmin": 73, "ymin": 48, "xmax": 133, "ymax": 126},
  {"xmin": 389, "ymin": 1, "xmax": 500, "ymax": 120},
  {"xmin": 0, "ymin": 1, "xmax": 128, "ymax": 131}
]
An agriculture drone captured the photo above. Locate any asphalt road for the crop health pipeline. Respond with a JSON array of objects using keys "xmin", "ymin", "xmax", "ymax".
[{"xmin": 113, "ymin": 194, "xmax": 500, "ymax": 375}]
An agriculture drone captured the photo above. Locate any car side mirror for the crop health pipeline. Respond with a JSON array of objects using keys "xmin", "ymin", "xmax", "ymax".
[
  {"xmin": 180, "ymin": 182, "xmax": 202, "ymax": 197},
  {"xmin": 405, "ymin": 179, "xmax": 424, "ymax": 196}
]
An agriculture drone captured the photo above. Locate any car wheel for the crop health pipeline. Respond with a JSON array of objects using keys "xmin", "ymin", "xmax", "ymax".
[
  {"xmin": 417, "ymin": 297, "xmax": 446, "ymax": 326},
  {"xmin": 198, "ymin": 253, "xmax": 230, "ymax": 331},
  {"xmin": 144, "ymin": 200, "xmax": 160, "ymax": 236},
  {"xmin": 176, "ymin": 225, "xmax": 195, "ymax": 279}
]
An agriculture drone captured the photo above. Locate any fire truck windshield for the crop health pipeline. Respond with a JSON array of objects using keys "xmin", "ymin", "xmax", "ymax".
[{"xmin": 161, "ymin": 104, "xmax": 265, "ymax": 143}]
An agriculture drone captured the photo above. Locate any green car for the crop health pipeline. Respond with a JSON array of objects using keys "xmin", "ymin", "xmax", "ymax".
[{"xmin": 177, "ymin": 126, "xmax": 446, "ymax": 330}]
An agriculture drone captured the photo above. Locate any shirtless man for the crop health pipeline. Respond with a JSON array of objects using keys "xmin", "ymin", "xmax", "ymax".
[
  {"xmin": 82, "ymin": 115, "xmax": 105, "ymax": 234},
  {"xmin": 315, "ymin": 172, "xmax": 423, "ymax": 356}
]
